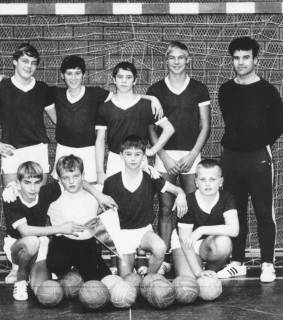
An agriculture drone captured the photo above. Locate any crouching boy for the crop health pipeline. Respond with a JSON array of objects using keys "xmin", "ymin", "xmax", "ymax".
[
  {"xmin": 102, "ymin": 135, "xmax": 188, "ymax": 277},
  {"xmin": 171, "ymin": 159, "xmax": 239, "ymax": 278},
  {"xmin": 3, "ymin": 161, "xmax": 85, "ymax": 301}
]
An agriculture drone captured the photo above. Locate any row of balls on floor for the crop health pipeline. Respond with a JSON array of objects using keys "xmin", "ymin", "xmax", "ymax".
[{"xmin": 36, "ymin": 271, "xmax": 223, "ymax": 309}]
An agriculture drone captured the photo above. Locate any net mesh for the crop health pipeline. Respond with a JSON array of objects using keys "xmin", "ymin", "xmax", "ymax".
[{"xmin": 0, "ymin": 10, "xmax": 283, "ymax": 265}]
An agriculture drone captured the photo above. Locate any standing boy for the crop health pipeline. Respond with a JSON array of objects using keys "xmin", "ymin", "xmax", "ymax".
[
  {"xmin": 0, "ymin": 43, "xmax": 54, "ymax": 186},
  {"xmin": 171, "ymin": 159, "xmax": 239, "ymax": 278},
  {"xmin": 49, "ymin": 55, "xmax": 163, "ymax": 183},
  {"xmin": 147, "ymin": 41, "xmax": 210, "ymax": 272},
  {"xmin": 217, "ymin": 37, "xmax": 283, "ymax": 282},
  {"xmin": 95, "ymin": 62, "xmax": 174, "ymax": 184},
  {"xmin": 102, "ymin": 135, "xmax": 187, "ymax": 277}
]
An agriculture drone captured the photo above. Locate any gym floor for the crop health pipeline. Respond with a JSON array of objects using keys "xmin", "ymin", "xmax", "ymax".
[{"xmin": 1, "ymin": 267, "xmax": 283, "ymax": 320}]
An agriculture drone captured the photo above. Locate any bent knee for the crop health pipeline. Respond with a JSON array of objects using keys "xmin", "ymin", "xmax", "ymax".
[
  {"xmin": 151, "ymin": 239, "xmax": 166, "ymax": 258},
  {"xmin": 20, "ymin": 236, "xmax": 40, "ymax": 256},
  {"xmin": 211, "ymin": 236, "xmax": 232, "ymax": 256}
]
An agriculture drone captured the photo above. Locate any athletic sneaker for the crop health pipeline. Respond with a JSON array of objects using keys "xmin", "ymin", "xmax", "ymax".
[
  {"xmin": 13, "ymin": 280, "xmax": 28, "ymax": 301},
  {"xmin": 157, "ymin": 262, "xmax": 172, "ymax": 276},
  {"xmin": 260, "ymin": 263, "xmax": 276, "ymax": 283},
  {"xmin": 5, "ymin": 265, "xmax": 19, "ymax": 284},
  {"xmin": 217, "ymin": 262, "xmax": 247, "ymax": 279}
]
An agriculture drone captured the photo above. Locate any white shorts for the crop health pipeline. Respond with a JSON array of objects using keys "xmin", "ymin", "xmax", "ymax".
[
  {"xmin": 155, "ymin": 151, "xmax": 201, "ymax": 174},
  {"xmin": 4, "ymin": 236, "xmax": 50, "ymax": 263},
  {"xmin": 51, "ymin": 143, "xmax": 97, "ymax": 182},
  {"xmin": 171, "ymin": 228, "xmax": 203, "ymax": 255},
  {"xmin": 106, "ymin": 151, "xmax": 148, "ymax": 177},
  {"xmin": 116, "ymin": 224, "xmax": 153, "ymax": 255},
  {"xmin": 1, "ymin": 143, "xmax": 49, "ymax": 174}
]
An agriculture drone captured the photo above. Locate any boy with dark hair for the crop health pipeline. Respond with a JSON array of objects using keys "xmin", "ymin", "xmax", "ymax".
[
  {"xmin": 3, "ymin": 161, "xmax": 85, "ymax": 301},
  {"xmin": 0, "ymin": 43, "xmax": 53, "ymax": 186},
  {"xmin": 171, "ymin": 159, "xmax": 239, "ymax": 278},
  {"xmin": 49, "ymin": 55, "xmax": 109, "ymax": 183},
  {"xmin": 147, "ymin": 41, "xmax": 211, "ymax": 273},
  {"xmin": 102, "ymin": 135, "xmax": 187, "ymax": 276},
  {"xmin": 49, "ymin": 56, "xmax": 163, "ymax": 183},
  {"xmin": 95, "ymin": 62, "xmax": 174, "ymax": 183},
  {"xmin": 46, "ymin": 155, "xmax": 110, "ymax": 281},
  {"xmin": 217, "ymin": 36, "xmax": 283, "ymax": 282}
]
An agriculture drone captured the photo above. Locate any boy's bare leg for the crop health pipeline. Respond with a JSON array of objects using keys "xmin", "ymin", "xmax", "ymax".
[
  {"xmin": 180, "ymin": 174, "xmax": 196, "ymax": 194},
  {"xmin": 118, "ymin": 254, "xmax": 135, "ymax": 277},
  {"xmin": 199, "ymin": 235, "xmax": 232, "ymax": 271},
  {"xmin": 172, "ymin": 248, "xmax": 197, "ymax": 278},
  {"xmin": 140, "ymin": 231, "xmax": 166, "ymax": 273},
  {"xmin": 158, "ymin": 174, "xmax": 177, "ymax": 250},
  {"xmin": 30, "ymin": 260, "xmax": 50, "ymax": 295}
]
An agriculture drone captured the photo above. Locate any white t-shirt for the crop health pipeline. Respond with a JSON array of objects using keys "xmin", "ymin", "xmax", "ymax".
[{"xmin": 48, "ymin": 190, "xmax": 98, "ymax": 240}]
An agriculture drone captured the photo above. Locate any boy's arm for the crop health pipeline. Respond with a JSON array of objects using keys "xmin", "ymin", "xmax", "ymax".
[
  {"xmin": 178, "ymin": 104, "xmax": 210, "ymax": 172},
  {"xmin": 162, "ymin": 181, "xmax": 187, "ymax": 218},
  {"xmin": 146, "ymin": 118, "xmax": 175, "ymax": 157},
  {"xmin": 148, "ymin": 125, "xmax": 180, "ymax": 175},
  {"xmin": 95, "ymin": 128, "xmax": 107, "ymax": 185},
  {"xmin": 186, "ymin": 210, "xmax": 239, "ymax": 248},
  {"xmin": 140, "ymin": 94, "xmax": 163, "ymax": 120},
  {"xmin": 178, "ymin": 224, "xmax": 203, "ymax": 277},
  {"xmin": 16, "ymin": 222, "xmax": 85, "ymax": 238},
  {"xmin": 82, "ymin": 180, "xmax": 118, "ymax": 211}
]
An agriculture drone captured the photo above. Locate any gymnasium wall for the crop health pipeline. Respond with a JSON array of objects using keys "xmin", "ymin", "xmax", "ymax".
[{"xmin": 0, "ymin": 1, "xmax": 283, "ymax": 256}]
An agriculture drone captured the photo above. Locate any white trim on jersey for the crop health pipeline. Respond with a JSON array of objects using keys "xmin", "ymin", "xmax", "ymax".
[
  {"xmin": 164, "ymin": 75, "xmax": 190, "ymax": 95},
  {"xmin": 198, "ymin": 100, "xmax": 211, "ymax": 107},
  {"xmin": 18, "ymin": 193, "xmax": 39, "ymax": 208},
  {"xmin": 66, "ymin": 85, "xmax": 85, "ymax": 104},
  {"xmin": 95, "ymin": 125, "xmax": 107, "ymax": 130},
  {"xmin": 45, "ymin": 103, "xmax": 55, "ymax": 110},
  {"xmin": 195, "ymin": 189, "xmax": 219, "ymax": 214},
  {"xmin": 12, "ymin": 217, "xmax": 27, "ymax": 230},
  {"xmin": 11, "ymin": 75, "xmax": 36, "ymax": 92}
]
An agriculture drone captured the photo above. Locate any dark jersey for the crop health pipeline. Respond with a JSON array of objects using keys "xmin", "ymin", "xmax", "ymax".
[
  {"xmin": 97, "ymin": 98, "xmax": 155, "ymax": 154},
  {"xmin": 52, "ymin": 86, "xmax": 109, "ymax": 147},
  {"xmin": 178, "ymin": 190, "xmax": 236, "ymax": 233},
  {"xmin": 103, "ymin": 172, "xmax": 165, "ymax": 229},
  {"xmin": 0, "ymin": 78, "xmax": 52, "ymax": 148},
  {"xmin": 219, "ymin": 78, "xmax": 283, "ymax": 151},
  {"xmin": 4, "ymin": 182, "xmax": 61, "ymax": 239},
  {"xmin": 147, "ymin": 78, "xmax": 210, "ymax": 150}
]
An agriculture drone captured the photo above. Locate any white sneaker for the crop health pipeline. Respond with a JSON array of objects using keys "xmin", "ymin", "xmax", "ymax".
[
  {"xmin": 13, "ymin": 280, "xmax": 28, "ymax": 301},
  {"xmin": 217, "ymin": 262, "xmax": 247, "ymax": 279},
  {"xmin": 260, "ymin": 263, "xmax": 276, "ymax": 283},
  {"xmin": 5, "ymin": 265, "xmax": 19, "ymax": 284},
  {"xmin": 157, "ymin": 262, "xmax": 172, "ymax": 276}
]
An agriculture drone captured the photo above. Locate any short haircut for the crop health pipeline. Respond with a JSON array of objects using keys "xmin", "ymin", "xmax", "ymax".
[
  {"xmin": 112, "ymin": 61, "xmax": 137, "ymax": 80},
  {"xmin": 196, "ymin": 158, "xmax": 222, "ymax": 176},
  {"xmin": 60, "ymin": 55, "xmax": 86, "ymax": 74},
  {"xmin": 120, "ymin": 135, "xmax": 146, "ymax": 153},
  {"xmin": 17, "ymin": 161, "xmax": 43, "ymax": 182},
  {"xmin": 228, "ymin": 36, "xmax": 260, "ymax": 58},
  {"xmin": 165, "ymin": 41, "xmax": 189, "ymax": 59},
  {"xmin": 56, "ymin": 154, "xmax": 84, "ymax": 178},
  {"xmin": 13, "ymin": 43, "xmax": 40, "ymax": 65}
]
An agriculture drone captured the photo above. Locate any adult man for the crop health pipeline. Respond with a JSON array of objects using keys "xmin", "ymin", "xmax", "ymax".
[{"xmin": 217, "ymin": 37, "xmax": 283, "ymax": 282}]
